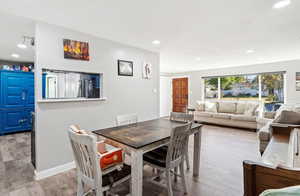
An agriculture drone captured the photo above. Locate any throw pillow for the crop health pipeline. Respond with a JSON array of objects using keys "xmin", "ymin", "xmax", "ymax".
[
  {"xmin": 205, "ymin": 102, "xmax": 218, "ymax": 113},
  {"xmin": 273, "ymin": 110, "xmax": 300, "ymax": 125},
  {"xmin": 244, "ymin": 103, "xmax": 259, "ymax": 116},
  {"xmin": 236, "ymin": 102, "xmax": 247, "ymax": 114},
  {"xmin": 218, "ymin": 102, "xmax": 236, "ymax": 113},
  {"xmin": 196, "ymin": 101, "xmax": 205, "ymax": 111}
]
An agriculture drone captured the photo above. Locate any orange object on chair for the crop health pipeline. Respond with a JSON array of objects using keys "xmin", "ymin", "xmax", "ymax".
[{"xmin": 99, "ymin": 148, "xmax": 123, "ymax": 169}]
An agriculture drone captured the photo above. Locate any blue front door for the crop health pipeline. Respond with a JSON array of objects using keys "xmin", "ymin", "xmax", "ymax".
[
  {"xmin": 1, "ymin": 72, "xmax": 25, "ymax": 108},
  {"xmin": 0, "ymin": 71, "xmax": 35, "ymax": 134},
  {"xmin": 1, "ymin": 72, "xmax": 34, "ymax": 108}
]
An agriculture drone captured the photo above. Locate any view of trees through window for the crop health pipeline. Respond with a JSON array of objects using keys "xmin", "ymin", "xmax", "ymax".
[
  {"xmin": 221, "ymin": 75, "xmax": 258, "ymax": 100},
  {"xmin": 204, "ymin": 77, "xmax": 218, "ymax": 99},
  {"xmin": 203, "ymin": 72, "xmax": 284, "ymax": 111},
  {"xmin": 261, "ymin": 73, "xmax": 284, "ymax": 111}
]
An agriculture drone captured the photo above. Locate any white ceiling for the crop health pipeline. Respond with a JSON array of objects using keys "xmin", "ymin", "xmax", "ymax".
[
  {"xmin": 0, "ymin": 12, "xmax": 35, "ymax": 62},
  {"xmin": 0, "ymin": 0, "xmax": 299, "ymax": 72}
]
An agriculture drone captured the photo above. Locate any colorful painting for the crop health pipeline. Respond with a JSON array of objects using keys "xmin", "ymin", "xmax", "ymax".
[
  {"xmin": 118, "ymin": 60, "xmax": 133, "ymax": 76},
  {"xmin": 63, "ymin": 39, "xmax": 90, "ymax": 61},
  {"xmin": 142, "ymin": 62, "xmax": 152, "ymax": 79}
]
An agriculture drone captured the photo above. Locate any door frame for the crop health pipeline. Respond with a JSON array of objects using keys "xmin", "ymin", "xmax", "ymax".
[{"xmin": 171, "ymin": 76, "xmax": 190, "ymax": 112}]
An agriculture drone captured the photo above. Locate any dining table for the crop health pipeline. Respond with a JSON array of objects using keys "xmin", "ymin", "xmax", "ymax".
[{"xmin": 93, "ymin": 118, "xmax": 203, "ymax": 196}]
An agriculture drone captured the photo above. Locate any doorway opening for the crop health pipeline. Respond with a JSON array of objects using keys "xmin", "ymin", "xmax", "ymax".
[{"xmin": 0, "ymin": 12, "xmax": 36, "ymax": 193}]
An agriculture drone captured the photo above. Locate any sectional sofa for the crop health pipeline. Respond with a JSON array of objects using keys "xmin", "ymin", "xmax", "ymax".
[
  {"xmin": 257, "ymin": 104, "xmax": 300, "ymax": 153},
  {"xmin": 194, "ymin": 100, "xmax": 262, "ymax": 130}
]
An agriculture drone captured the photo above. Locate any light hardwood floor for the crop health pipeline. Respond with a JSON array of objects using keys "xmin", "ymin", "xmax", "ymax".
[{"xmin": 0, "ymin": 125, "xmax": 261, "ymax": 196}]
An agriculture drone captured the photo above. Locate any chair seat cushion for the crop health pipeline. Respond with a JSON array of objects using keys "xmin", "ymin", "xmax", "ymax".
[
  {"xmin": 143, "ymin": 146, "xmax": 168, "ymax": 167},
  {"xmin": 102, "ymin": 164, "xmax": 131, "ymax": 187}
]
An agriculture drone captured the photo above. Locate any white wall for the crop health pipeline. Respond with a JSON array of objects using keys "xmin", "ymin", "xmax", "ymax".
[
  {"xmin": 35, "ymin": 22, "xmax": 160, "ymax": 172},
  {"xmin": 159, "ymin": 76, "xmax": 172, "ymax": 117},
  {"xmin": 162, "ymin": 60, "xmax": 300, "ymax": 109}
]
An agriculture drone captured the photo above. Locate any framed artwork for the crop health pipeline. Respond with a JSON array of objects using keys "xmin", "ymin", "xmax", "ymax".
[
  {"xmin": 118, "ymin": 60, "xmax": 133, "ymax": 76},
  {"xmin": 63, "ymin": 39, "xmax": 90, "ymax": 61},
  {"xmin": 296, "ymin": 72, "xmax": 300, "ymax": 91},
  {"xmin": 142, "ymin": 62, "xmax": 152, "ymax": 79}
]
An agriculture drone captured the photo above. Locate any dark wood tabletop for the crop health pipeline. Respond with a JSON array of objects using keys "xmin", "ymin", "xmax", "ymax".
[{"xmin": 93, "ymin": 118, "xmax": 202, "ymax": 149}]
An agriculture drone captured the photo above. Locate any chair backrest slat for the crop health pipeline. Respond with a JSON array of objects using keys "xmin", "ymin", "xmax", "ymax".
[
  {"xmin": 68, "ymin": 128, "xmax": 102, "ymax": 187},
  {"xmin": 166, "ymin": 122, "xmax": 192, "ymax": 167},
  {"xmin": 170, "ymin": 112, "xmax": 193, "ymax": 123},
  {"xmin": 116, "ymin": 113, "xmax": 138, "ymax": 126}
]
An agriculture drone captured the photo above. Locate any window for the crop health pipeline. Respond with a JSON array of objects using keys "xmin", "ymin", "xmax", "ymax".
[
  {"xmin": 221, "ymin": 75, "xmax": 259, "ymax": 100},
  {"xmin": 261, "ymin": 73, "xmax": 284, "ymax": 111},
  {"xmin": 204, "ymin": 77, "xmax": 218, "ymax": 99},
  {"xmin": 203, "ymin": 72, "xmax": 285, "ymax": 111}
]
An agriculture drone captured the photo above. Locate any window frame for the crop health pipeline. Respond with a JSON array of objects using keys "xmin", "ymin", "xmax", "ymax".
[{"xmin": 202, "ymin": 72, "xmax": 286, "ymax": 103}]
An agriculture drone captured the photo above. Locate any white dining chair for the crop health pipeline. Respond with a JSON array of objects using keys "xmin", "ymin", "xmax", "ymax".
[
  {"xmin": 170, "ymin": 112, "xmax": 194, "ymax": 171},
  {"xmin": 143, "ymin": 122, "xmax": 192, "ymax": 196},
  {"xmin": 68, "ymin": 126, "xmax": 131, "ymax": 196},
  {"xmin": 116, "ymin": 113, "xmax": 138, "ymax": 126}
]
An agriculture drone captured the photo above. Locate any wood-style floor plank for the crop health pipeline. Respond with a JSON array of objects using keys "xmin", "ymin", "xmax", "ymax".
[{"xmin": 0, "ymin": 126, "xmax": 260, "ymax": 196}]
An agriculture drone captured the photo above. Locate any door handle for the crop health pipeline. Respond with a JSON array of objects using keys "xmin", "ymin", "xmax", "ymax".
[{"xmin": 18, "ymin": 119, "xmax": 27, "ymax": 124}]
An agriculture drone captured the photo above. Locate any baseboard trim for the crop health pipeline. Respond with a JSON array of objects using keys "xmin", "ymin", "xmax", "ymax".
[{"xmin": 34, "ymin": 161, "xmax": 75, "ymax": 180}]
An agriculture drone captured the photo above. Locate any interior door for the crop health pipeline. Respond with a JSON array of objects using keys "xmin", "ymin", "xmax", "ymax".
[
  {"xmin": 172, "ymin": 77, "xmax": 188, "ymax": 112},
  {"xmin": 2, "ymin": 72, "xmax": 25, "ymax": 108}
]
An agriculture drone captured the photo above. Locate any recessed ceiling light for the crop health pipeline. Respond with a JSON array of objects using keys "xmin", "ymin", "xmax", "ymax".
[
  {"xmin": 17, "ymin": 43, "xmax": 27, "ymax": 49},
  {"xmin": 195, "ymin": 57, "xmax": 201, "ymax": 61},
  {"xmin": 246, "ymin": 49, "xmax": 255, "ymax": 54},
  {"xmin": 152, "ymin": 40, "xmax": 160, "ymax": 45},
  {"xmin": 273, "ymin": 0, "xmax": 291, "ymax": 9},
  {"xmin": 11, "ymin": 53, "xmax": 20, "ymax": 58}
]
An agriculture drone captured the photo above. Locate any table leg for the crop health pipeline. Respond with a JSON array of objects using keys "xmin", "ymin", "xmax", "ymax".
[
  {"xmin": 131, "ymin": 150, "xmax": 143, "ymax": 196},
  {"xmin": 193, "ymin": 127, "xmax": 201, "ymax": 177}
]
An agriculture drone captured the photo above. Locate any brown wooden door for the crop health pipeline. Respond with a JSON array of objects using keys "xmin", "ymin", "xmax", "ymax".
[{"xmin": 172, "ymin": 78, "xmax": 188, "ymax": 112}]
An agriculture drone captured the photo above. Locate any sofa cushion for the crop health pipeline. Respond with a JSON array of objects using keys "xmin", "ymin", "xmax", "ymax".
[
  {"xmin": 294, "ymin": 105, "xmax": 300, "ymax": 113},
  {"xmin": 236, "ymin": 102, "xmax": 247, "ymax": 114},
  {"xmin": 273, "ymin": 111, "xmax": 300, "ymax": 125},
  {"xmin": 274, "ymin": 105, "xmax": 294, "ymax": 119},
  {"xmin": 205, "ymin": 102, "xmax": 218, "ymax": 113},
  {"xmin": 196, "ymin": 101, "xmax": 205, "ymax": 111},
  {"xmin": 244, "ymin": 103, "xmax": 259, "ymax": 116},
  {"xmin": 218, "ymin": 102, "xmax": 236, "ymax": 113},
  {"xmin": 195, "ymin": 111, "xmax": 214, "ymax": 118},
  {"xmin": 231, "ymin": 114, "xmax": 256, "ymax": 122},
  {"xmin": 212, "ymin": 113, "xmax": 231, "ymax": 119}
]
